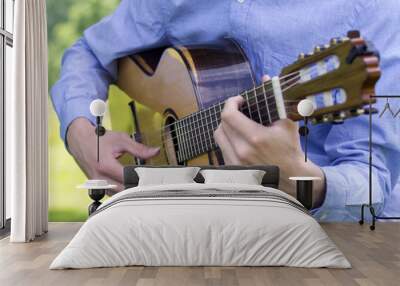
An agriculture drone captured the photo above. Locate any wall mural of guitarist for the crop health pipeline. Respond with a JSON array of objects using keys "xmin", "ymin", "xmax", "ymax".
[{"xmin": 51, "ymin": 0, "xmax": 400, "ymax": 221}]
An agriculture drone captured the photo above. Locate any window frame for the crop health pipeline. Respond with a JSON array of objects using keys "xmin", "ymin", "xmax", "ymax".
[{"xmin": 0, "ymin": 0, "xmax": 14, "ymax": 235}]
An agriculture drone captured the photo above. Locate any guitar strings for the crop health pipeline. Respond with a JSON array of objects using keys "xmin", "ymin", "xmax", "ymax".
[
  {"xmin": 166, "ymin": 82, "xmax": 299, "ymax": 147},
  {"xmin": 139, "ymin": 74, "xmax": 303, "ymax": 150},
  {"xmin": 147, "ymin": 60, "xmax": 359, "ymax": 147},
  {"xmin": 172, "ymin": 70, "xmax": 301, "ymax": 125},
  {"xmin": 128, "ymin": 62, "xmax": 361, "ymax": 161},
  {"xmin": 139, "ymin": 69, "xmax": 302, "ymax": 140},
  {"xmin": 157, "ymin": 76, "xmax": 302, "ymax": 142},
  {"xmin": 142, "ymin": 99, "xmax": 297, "ymax": 160},
  {"xmin": 141, "ymin": 77, "xmax": 303, "ymax": 153},
  {"xmin": 138, "ymin": 71, "xmax": 303, "ymax": 142},
  {"xmin": 169, "ymin": 59, "xmax": 365, "ymax": 159}
]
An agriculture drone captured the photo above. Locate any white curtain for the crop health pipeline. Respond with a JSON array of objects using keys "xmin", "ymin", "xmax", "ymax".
[{"xmin": 7, "ymin": 0, "xmax": 48, "ymax": 242}]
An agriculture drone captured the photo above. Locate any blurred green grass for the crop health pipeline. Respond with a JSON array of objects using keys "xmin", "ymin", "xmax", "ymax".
[{"xmin": 48, "ymin": 104, "xmax": 89, "ymax": 221}]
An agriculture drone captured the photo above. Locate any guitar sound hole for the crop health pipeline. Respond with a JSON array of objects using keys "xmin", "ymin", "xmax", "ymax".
[{"xmin": 164, "ymin": 115, "xmax": 185, "ymax": 165}]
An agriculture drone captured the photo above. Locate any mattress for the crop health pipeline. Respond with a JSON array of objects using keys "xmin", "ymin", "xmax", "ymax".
[{"xmin": 50, "ymin": 183, "xmax": 350, "ymax": 269}]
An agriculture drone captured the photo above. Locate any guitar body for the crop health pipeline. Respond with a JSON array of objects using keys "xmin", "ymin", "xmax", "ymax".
[
  {"xmin": 117, "ymin": 40, "xmax": 255, "ymax": 166},
  {"xmin": 115, "ymin": 32, "xmax": 380, "ymax": 167}
]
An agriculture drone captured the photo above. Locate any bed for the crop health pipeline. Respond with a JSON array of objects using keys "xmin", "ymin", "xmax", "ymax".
[{"xmin": 50, "ymin": 165, "xmax": 350, "ymax": 269}]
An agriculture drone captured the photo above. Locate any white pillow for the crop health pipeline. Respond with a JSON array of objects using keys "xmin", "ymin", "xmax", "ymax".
[
  {"xmin": 135, "ymin": 167, "xmax": 200, "ymax": 186},
  {"xmin": 200, "ymin": 169, "xmax": 266, "ymax": 185}
]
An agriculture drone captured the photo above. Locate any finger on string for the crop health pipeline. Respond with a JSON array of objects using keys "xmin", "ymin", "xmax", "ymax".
[
  {"xmin": 142, "ymin": 75, "xmax": 304, "ymax": 141},
  {"xmin": 164, "ymin": 95, "xmax": 300, "ymax": 145},
  {"xmin": 213, "ymin": 126, "xmax": 241, "ymax": 165},
  {"xmin": 222, "ymin": 103, "xmax": 264, "ymax": 138},
  {"xmin": 146, "ymin": 74, "xmax": 303, "ymax": 139},
  {"xmin": 262, "ymin": 74, "xmax": 271, "ymax": 82},
  {"xmin": 224, "ymin": 96, "xmax": 245, "ymax": 109}
]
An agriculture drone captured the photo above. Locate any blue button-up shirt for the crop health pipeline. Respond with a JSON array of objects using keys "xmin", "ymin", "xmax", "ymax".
[{"xmin": 51, "ymin": 0, "xmax": 400, "ymax": 221}]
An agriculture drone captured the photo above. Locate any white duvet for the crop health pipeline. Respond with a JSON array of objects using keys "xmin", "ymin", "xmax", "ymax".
[{"xmin": 50, "ymin": 183, "xmax": 350, "ymax": 269}]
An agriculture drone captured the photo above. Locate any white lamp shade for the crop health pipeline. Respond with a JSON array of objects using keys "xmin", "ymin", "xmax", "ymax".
[
  {"xmin": 90, "ymin": 99, "xmax": 106, "ymax": 117},
  {"xmin": 297, "ymin": 99, "xmax": 315, "ymax": 117}
]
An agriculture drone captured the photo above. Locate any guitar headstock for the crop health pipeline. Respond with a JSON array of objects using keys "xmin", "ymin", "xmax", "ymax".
[{"xmin": 280, "ymin": 30, "xmax": 381, "ymax": 124}]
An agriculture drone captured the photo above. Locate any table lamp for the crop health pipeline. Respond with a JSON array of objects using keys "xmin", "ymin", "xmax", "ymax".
[{"xmin": 90, "ymin": 99, "xmax": 107, "ymax": 162}]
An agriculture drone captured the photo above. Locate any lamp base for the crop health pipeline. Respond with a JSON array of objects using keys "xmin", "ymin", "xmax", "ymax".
[
  {"xmin": 296, "ymin": 180, "xmax": 313, "ymax": 210},
  {"xmin": 88, "ymin": 189, "xmax": 106, "ymax": 215}
]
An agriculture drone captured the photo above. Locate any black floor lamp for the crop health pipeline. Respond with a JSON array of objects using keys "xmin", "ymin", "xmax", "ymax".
[{"xmin": 359, "ymin": 95, "xmax": 400, "ymax": 230}]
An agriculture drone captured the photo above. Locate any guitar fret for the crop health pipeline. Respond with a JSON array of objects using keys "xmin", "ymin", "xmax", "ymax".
[
  {"xmin": 254, "ymin": 89, "xmax": 263, "ymax": 123},
  {"xmin": 182, "ymin": 118, "xmax": 190, "ymax": 161},
  {"xmin": 197, "ymin": 112, "xmax": 206, "ymax": 155},
  {"xmin": 191, "ymin": 113, "xmax": 201, "ymax": 155},
  {"xmin": 212, "ymin": 104, "xmax": 220, "ymax": 147},
  {"xmin": 171, "ymin": 79, "xmax": 283, "ymax": 162},
  {"xmin": 211, "ymin": 105, "xmax": 218, "ymax": 148},
  {"xmin": 217, "ymin": 103, "xmax": 223, "ymax": 148},
  {"xmin": 255, "ymin": 87, "xmax": 272, "ymax": 125},
  {"xmin": 208, "ymin": 106, "xmax": 215, "ymax": 148},
  {"xmin": 203, "ymin": 109, "xmax": 213, "ymax": 151},
  {"xmin": 175, "ymin": 121, "xmax": 181, "ymax": 162},
  {"xmin": 262, "ymin": 83, "xmax": 272, "ymax": 124},
  {"xmin": 244, "ymin": 91, "xmax": 253, "ymax": 120},
  {"xmin": 187, "ymin": 117, "xmax": 196, "ymax": 159},
  {"xmin": 246, "ymin": 90, "xmax": 262, "ymax": 123}
]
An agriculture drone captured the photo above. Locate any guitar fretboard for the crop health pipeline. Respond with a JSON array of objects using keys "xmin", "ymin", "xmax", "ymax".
[{"xmin": 170, "ymin": 79, "xmax": 292, "ymax": 163}]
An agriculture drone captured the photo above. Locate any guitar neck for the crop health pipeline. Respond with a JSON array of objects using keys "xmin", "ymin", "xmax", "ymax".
[{"xmin": 172, "ymin": 77, "xmax": 293, "ymax": 163}]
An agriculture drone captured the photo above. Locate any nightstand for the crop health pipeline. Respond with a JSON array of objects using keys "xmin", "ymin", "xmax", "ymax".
[
  {"xmin": 289, "ymin": 177, "xmax": 321, "ymax": 210},
  {"xmin": 77, "ymin": 181, "xmax": 117, "ymax": 215}
]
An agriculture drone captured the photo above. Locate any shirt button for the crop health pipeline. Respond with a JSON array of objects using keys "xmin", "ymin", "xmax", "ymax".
[{"xmin": 237, "ymin": 0, "xmax": 245, "ymax": 3}]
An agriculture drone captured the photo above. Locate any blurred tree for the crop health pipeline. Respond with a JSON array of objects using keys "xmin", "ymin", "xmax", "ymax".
[
  {"xmin": 47, "ymin": 0, "xmax": 119, "ymax": 88},
  {"xmin": 47, "ymin": 0, "xmax": 75, "ymax": 38}
]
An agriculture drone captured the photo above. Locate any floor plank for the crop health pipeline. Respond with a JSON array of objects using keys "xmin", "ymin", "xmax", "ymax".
[{"xmin": 0, "ymin": 222, "xmax": 399, "ymax": 286}]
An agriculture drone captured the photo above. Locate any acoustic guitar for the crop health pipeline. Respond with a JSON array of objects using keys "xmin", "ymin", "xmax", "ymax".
[{"xmin": 113, "ymin": 30, "xmax": 380, "ymax": 166}]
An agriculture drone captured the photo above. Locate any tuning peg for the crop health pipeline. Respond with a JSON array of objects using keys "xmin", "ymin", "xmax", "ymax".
[
  {"xmin": 322, "ymin": 114, "xmax": 333, "ymax": 123},
  {"xmin": 348, "ymin": 109, "xmax": 356, "ymax": 117},
  {"xmin": 341, "ymin": 36, "xmax": 350, "ymax": 42},
  {"xmin": 363, "ymin": 107, "xmax": 379, "ymax": 114},
  {"xmin": 332, "ymin": 119, "xmax": 344, "ymax": 125},
  {"xmin": 349, "ymin": 108, "xmax": 379, "ymax": 117},
  {"xmin": 298, "ymin": 53, "xmax": 306, "ymax": 60},
  {"xmin": 314, "ymin": 45, "xmax": 328, "ymax": 53},
  {"xmin": 330, "ymin": 37, "xmax": 341, "ymax": 45},
  {"xmin": 332, "ymin": 112, "xmax": 346, "ymax": 124},
  {"xmin": 311, "ymin": 116, "xmax": 323, "ymax": 125}
]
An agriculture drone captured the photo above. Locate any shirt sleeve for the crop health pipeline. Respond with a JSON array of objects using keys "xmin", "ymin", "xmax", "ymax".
[
  {"xmin": 314, "ymin": 0, "xmax": 400, "ymax": 221},
  {"xmin": 50, "ymin": 0, "xmax": 169, "ymax": 144}
]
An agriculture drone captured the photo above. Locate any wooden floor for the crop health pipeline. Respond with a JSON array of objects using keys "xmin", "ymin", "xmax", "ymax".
[{"xmin": 0, "ymin": 222, "xmax": 399, "ymax": 286}]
